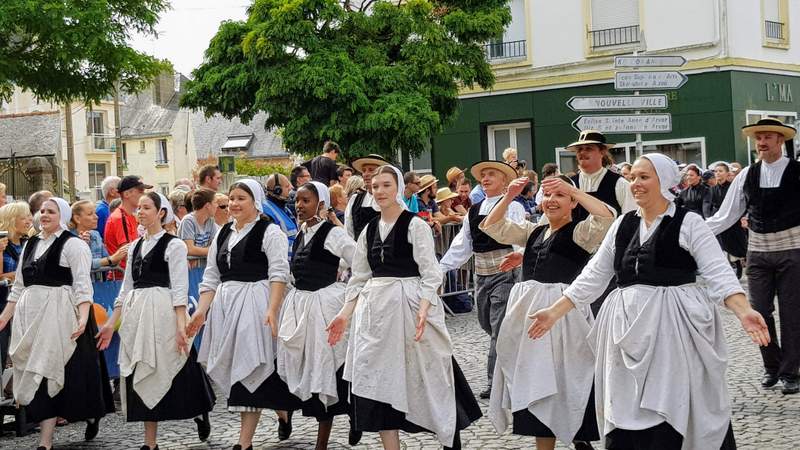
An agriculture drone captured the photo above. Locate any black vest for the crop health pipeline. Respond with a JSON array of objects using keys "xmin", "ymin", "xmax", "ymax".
[
  {"xmin": 216, "ymin": 217, "xmax": 272, "ymax": 283},
  {"xmin": 614, "ymin": 208, "xmax": 698, "ymax": 288},
  {"xmin": 21, "ymin": 232, "xmax": 75, "ymax": 287},
  {"xmin": 677, "ymin": 183, "xmax": 709, "ymax": 218},
  {"xmin": 291, "ymin": 221, "xmax": 340, "ymax": 291},
  {"xmin": 366, "ymin": 210, "xmax": 421, "ymax": 278},
  {"xmin": 351, "ymin": 191, "xmax": 380, "ymax": 240},
  {"xmin": 743, "ymin": 159, "xmax": 800, "ymax": 234},
  {"xmin": 131, "ymin": 233, "xmax": 175, "ymax": 289},
  {"xmin": 468, "ymin": 200, "xmax": 513, "ymax": 253},
  {"xmin": 571, "ymin": 170, "xmax": 622, "ymax": 221},
  {"xmin": 522, "ymin": 222, "xmax": 592, "ymax": 284}
]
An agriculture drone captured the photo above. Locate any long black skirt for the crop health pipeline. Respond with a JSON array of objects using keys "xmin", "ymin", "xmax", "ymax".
[
  {"xmin": 512, "ymin": 385, "xmax": 599, "ymax": 441},
  {"xmin": 25, "ymin": 308, "xmax": 115, "ymax": 423},
  {"xmin": 125, "ymin": 347, "xmax": 215, "ymax": 422},
  {"xmin": 300, "ymin": 366, "xmax": 350, "ymax": 422},
  {"xmin": 605, "ymin": 421, "xmax": 736, "ymax": 450},
  {"xmin": 351, "ymin": 357, "xmax": 482, "ymax": 434},
  {"xmin": 227, "ymin": 361, "xmax": 302, "ymax": 411}
]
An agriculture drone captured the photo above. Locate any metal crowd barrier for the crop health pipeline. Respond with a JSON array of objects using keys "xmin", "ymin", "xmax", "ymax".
[{"xmin": 435, "ymin": 223, "xmax": 475, "ymax": 315}]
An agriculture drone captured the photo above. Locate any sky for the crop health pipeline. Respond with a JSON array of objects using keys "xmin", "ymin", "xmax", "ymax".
[{"xmin": 129, "ymin": 0, "xmax": 250, "ymax": 77}]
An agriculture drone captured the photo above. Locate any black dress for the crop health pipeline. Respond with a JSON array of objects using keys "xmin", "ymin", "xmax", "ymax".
[{"xmin": 123, "ymin": 234, "xmax": 216, "ymax": 422}]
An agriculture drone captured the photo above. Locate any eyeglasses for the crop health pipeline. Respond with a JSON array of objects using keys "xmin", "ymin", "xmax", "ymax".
[{"xmin": 218, "ymin": 204, "xmax": 228, "ymax": 210}]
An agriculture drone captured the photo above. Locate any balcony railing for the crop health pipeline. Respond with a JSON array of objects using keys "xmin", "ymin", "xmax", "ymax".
[
  {"xmin": 765, "ymin": 20, "xmax": 785, "ymax": 40},
  {"xmin": 91, "ymin": 134, "xmax": 116, "ymax": 152},
  {"xmin": 589, "ymin": 25, "xmax": 640, "ymax": 49},
  {"xmin": 484, "ymin": 39, "xmax": 527, "ymax": 61}
]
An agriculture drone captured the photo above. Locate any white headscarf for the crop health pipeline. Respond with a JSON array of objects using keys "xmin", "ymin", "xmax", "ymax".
[
  {"xmin": 46, "ymin": 197, "xmax": 72, "ymax": 231},
  {"xmin": 238, "ymin": 178, "xmax": 265, "ymax": 210},
  {"xmin": 640, "ymin": 153, "xmax": 681, "ymax": 201},
  {"xmin": 157, "ymin": 193, "xmax": 175, "ymax": 225},
  {"xmin": 385, "ymin": 165, "xmax": 407, "ymax": 211},
  {"xmin": 309, "ymin": 181, "xmax": 330, "ymax": 213}
]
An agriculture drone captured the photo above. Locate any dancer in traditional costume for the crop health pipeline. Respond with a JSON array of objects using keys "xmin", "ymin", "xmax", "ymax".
[
  {"xmin": 187, "ymin": 179, "xmax": 301, "ymax": 450},
  {"xmin": 327, "ymin": 165, "xmax": 481, "ymax": 450},
  {"xmin": 0, "ymin": 197, "xmax": 114, "ymax": 450},
  {"xmin": 96, "ymin": 192, "xmax": 215, "ymax": 450},
  {"xmin": 529, "ymin": 153, "xmax": 771, "ymax": 450},
  {"xmin": 277, "ymin": 181, "xmax": 356, "ymax": 450},
  {"xmin": 484, "ymin": 175, "xmax": 614, "ymax": 450}
]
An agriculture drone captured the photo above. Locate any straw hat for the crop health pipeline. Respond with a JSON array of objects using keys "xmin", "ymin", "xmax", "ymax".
[
  {"xmin": 351, "ymin": 154, "xmax": 389, "ymax": 173},
  {"xmin": 418, "ymin": 174, "xmax": 438, "ymax": 192},
  {"xmin": 446, "ymin": 167, "xmax": 465, "ymax": 184},
  {"xmin": 741, "ymin": 118, "xmax": 796, "ymax": 139},
  {"xmin": 469, "ymin": 160, "xmax": 518, "ymax": 182},
  {"xmin": 435, "ymin": 187, "xmax": 458, "ymax": 204},
  {"xmin": 566, "ymin": 130, "xmax": 615, "ymax": 150}
]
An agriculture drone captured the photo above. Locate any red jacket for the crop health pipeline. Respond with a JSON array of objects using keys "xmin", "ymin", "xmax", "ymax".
[{"xmin": 103, "ymin": 207, "xmax": 138, "ymax": 279}]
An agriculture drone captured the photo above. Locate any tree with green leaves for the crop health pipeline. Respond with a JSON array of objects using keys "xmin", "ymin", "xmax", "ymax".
[
  {"xmin": 0, "ymin": 0, "xmax": 170, "ymax": 104},
  {"xmin": 181, "ymin": 0, "xmax": 511, "ymax": 161}
]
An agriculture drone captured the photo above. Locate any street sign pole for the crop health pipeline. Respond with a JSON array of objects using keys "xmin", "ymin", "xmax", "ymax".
[{"xmin": 634, "ymin": 50, "xmax": 643, "ymax": 155}]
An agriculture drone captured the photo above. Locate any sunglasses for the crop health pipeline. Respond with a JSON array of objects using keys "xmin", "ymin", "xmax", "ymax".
[{"xmin": 218, "ymin": 204, "xmax": 228, "ymax": 209}]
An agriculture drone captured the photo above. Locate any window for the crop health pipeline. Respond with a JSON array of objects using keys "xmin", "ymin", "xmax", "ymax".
[
  {"xmin": 745, "ymin": 110, "xmax": 798, "ymax": 163},
  {"xmin": 484, "ymin": 0, "xmax": 527, "ymax": 62},
  {"xmin": 86, "ymin": 110, "xmax": 104, "ymax": 135},
  {"xmin": 88, "ymin": 162, "xmax": 108, "ymax": 201},
  {"xmin": 487, "ymin": 122, "xmax": 533, "ymax": 169},
  {"xmin": 121, "ymin": 143, "xmax": 128, "ymax": 166},
  {"xmin": 410, "ymin": 150, "xmax": 432, "ymax": 174},
  {"xmin": 555, "ymin": 138, "xmax": 706, "ymax": 173},
  {"xmin": 588, "ymin": 0, "xmax": 640, "ymax": 50},
  {"xmin": 139, "ymin": 141, "xmax": 146, "ymax": 153},
  {"xmin": 763, "ymin": 0, "xmax": 790, "ymax": 46},
  {"xmin": 159, "ymin": 183, "xmax": 170, "ymax": 196},
  {"xmin": 156, "ymin": 139, "xmax": 168, "ymax": 164}
]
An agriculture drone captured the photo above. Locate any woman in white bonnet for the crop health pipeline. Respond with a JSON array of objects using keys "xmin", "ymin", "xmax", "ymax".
[{"xmin": 528, "ymin": 153, "xmax": 770, "ymax": 450}]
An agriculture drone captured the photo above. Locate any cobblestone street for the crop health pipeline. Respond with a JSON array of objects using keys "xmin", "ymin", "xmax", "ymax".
[{"xmin": 2, "ymin": 304, "xmax": 798, "ymax": 449}]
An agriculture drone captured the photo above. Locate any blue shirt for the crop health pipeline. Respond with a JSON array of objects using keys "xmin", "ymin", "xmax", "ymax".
[
  {"xmin": 70, "ymin": 229, "xmax": 109, "ymax": 270},
  {"xmin": 1, "ymin": 241, "xmax": 24, "ymax": 308},
  {"xmin": 262, "ymin": 198, "xmax": 298, "ymax": 260},
  {"xmin": 469, "ymin": 184, "xmax": 485, "ymax": 204},
  {"xmin": 96, "ymin": 200, "xmax": 110, "ymax": 236},
  {"xmin": 404, "ymin": 194, "xmax": 420, "ymax": 213}
]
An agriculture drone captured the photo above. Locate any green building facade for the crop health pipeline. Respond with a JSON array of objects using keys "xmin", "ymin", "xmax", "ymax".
[{"xmin": 428, "ymin": 70, "xmax": 800, "ymax": 180}]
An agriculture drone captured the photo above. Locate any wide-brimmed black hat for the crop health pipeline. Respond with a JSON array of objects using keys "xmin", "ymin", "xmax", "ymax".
[
  {"xmin": 351, "ymin": 154, "xmax": 389, "ymax": 173},
  {"xmin": 742, "ymin": 118, "xmax": 796, "ymax": 139},
  {"xmin": 566, "ymin": 130, "xmax": 615, "ymax": 150}
]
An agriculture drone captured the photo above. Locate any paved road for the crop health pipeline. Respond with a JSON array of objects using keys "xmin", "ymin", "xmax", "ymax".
[{"xmin": 2, "ymin": 304, "xmax": 797, "ymax": 449}]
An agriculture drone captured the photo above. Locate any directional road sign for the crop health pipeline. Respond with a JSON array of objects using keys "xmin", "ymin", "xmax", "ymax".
[
  {"xmin": 614, "ymin": 55, "xmax": 687, "ymax": 68},
  {"xmin": 571, "ymin": 114, "xmax": 672, "ymax": 134},
  {"xmin": 615, "ymin": 71, "xmax": 688, "ymax": 90},
  {"xmin": 566, "ymin": 94, "xmax": 668, "ymax": 112}
]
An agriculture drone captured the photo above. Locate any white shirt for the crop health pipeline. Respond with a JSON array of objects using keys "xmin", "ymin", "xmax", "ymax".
[
  {"xmin": 578, "ymin": 167, "xmax": 637, "ymax": 214},
  {"xmin": 439, "ymin": 194, "xmax": 527, "ymax": 272},
  {"xmin": 346, "ymin": 215, "xmax": 442, "ymax": 305},
  {"xmin": 344, "ymin": 191, "xmax": 379, "ymax": 240},
  {"xmin": 564, "ymin": 203, "xmax": 744, "ymax": 306},
  {"xmin": 114, "ymin": 230, "xmax": 189, "ymax": 308},
  {"xmin": 199, "ymin": 217, "xmax": 290, "ymax": 294},
  {"xmin": 8, "ymin": 230, "xmax": 93, "ymax": 305},
  {"xmin": 298, "ymin": 220, "xmax": 356, "ymax": 274}
]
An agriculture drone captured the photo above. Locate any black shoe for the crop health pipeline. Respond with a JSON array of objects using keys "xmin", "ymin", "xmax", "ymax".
[
  {"xmin": 139, "ymin": 446, "xmax": 159, "ymax": 450},
  {"xmin": 761, "ymin": 373, "xmax": 780, "ymax": 388},
  {"xmin": 348, "ymin": 429, "xmax": 363, "ymax": 446},
  {"xmin": 194, "ymin": 412, "xmax": 211, "ymax": 441},
  {"xmin": 479, "ymin": 387, "xmax": 491, "ymax": 399},
  {"xmin": 782, "ymin": 379, "xmax": 800, "ymax": 395},
  {"xmin": 232, "ymin": 445, "xmax": 252, "ymax": 450},
  {"xmin": 84, "ymin": 418, "xmax": 100, "ymax": 441},
  {"xmin": 444, "ymin": 431, "xmax": 462, "ymax": 450},
  {"xmin": 36, "ymin": 447, "xmax": 50, "ymax": 450},
  {"xmin": 574, "ymin": 440, "xmax": 595, "ymax": 450},
  {"xmin": 277, "ymin": 410, "xmax": 293, "ymax": 441}
]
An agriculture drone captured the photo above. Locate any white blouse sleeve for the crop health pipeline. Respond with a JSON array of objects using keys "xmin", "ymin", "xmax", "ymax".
[
  {"xmin": 323, "ymin": 225, "xmax": 356, "ymax": 268},
  {"xmin": 679, "ymin": 212, "xmax": 745, "ymax": 305},
  {"xmin": 63, "ymin": 237, "xmax": 94, "ymax": 306},
  {"xmin": 113, "ymin": 239, "xmax": 138, "ymax": 308},
  {"xmin": 344, "ymin": 195, "xmax": 357, "ymax": 240},
  {"xmin": 264, "ymin": 223, "xmax": 289, "ymax": 283},
  {"xmin": 166, "ymin": 238, "xmax": 190, "ymax": 307},
  {"xmin": 7, "ymin": 241, "xmax": 29, "ymax": 303},
  {"xmin": 563, "ymin": 216, "xmax": 622, "ymax": 306},
  {"xmin": 344, "ymin": 230, "xmax": 372, "ymax": 302},
  {"xmin": 408, "ymin": 217, "xmax": 443, "ymax": 306},
  {"xmin": 198, "ymin": 229, "xmax": 222, "ymax": 294}
]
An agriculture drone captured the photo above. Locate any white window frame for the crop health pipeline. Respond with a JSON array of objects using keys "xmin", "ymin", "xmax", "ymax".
[
  {"xmin": 555, "ymin": 136, "xmax": 706, "ymax": 171},
  {"xmin": 88, "ymin": 162, "xmax": 108, "ymax": 201},
  {"xmin": 487, "ymin": 122, "xmax": 531, "ymax": 161},
  {"xmin": 156, "ymin": 139, "xmax": 169, "ymax": 165},
  {"xmin": 745, "ymin": 109, "xmax": 798, "ymax": 164}
]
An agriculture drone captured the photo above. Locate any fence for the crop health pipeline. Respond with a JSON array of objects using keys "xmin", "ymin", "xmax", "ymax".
[{"xmin": 436, "ymin": 223, "xmax": 476, "ymax": 315}]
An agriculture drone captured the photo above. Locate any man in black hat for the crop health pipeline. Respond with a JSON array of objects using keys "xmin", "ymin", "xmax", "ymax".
[
  {"xmin": 344, "ymin": 154, "xmax": 389, "ymax": 240},
  {"xmin": 440, "ymin": 160, "xmax": 525, "ymax": 399},
  {"xmin": 707, "ymin": 118, "xmax": 800, "ymax": 395}
]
